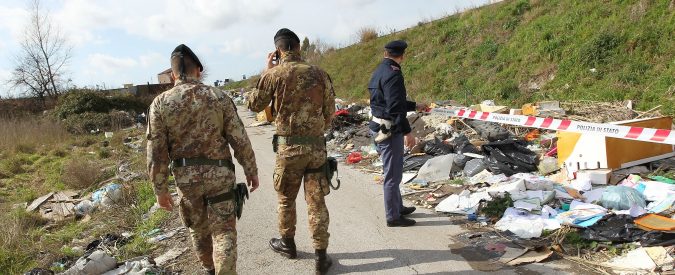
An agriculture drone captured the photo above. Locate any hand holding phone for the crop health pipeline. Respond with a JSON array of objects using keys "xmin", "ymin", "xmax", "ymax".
[{"xmin": 266, "ymin": 50, "xmax": 280, "ymax": 70}]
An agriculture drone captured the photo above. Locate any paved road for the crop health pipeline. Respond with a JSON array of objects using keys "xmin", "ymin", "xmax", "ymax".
[{"xmin": 231, "ymin": 110, "xmax": 572, "ymax": 275}]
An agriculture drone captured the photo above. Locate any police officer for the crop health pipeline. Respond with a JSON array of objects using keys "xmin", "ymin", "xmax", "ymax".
[
  {"xmin": 248, "ymin": 28, "xmax": 335, "ymax": 275},
  {"xmin": 147, "ymin": 44, "xmax": 260, "ymax": 275},
  {"xmin": 368, "ymin": 40, "xmax": 424, "ymax": 227}
]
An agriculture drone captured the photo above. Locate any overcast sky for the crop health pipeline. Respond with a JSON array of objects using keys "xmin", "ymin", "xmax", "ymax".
[{"xmin": 0, "ymin": 0, "xmax": 493, "ymax": 97}]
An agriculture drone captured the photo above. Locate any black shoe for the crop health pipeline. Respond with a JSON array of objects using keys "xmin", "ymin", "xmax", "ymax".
[
  {"xmin": 269, "ymin": 237, "xmax": 297, "ymax": 259},
  {"xmin": 386, "ymin": 217, "xmax": 416, "ymax": 227},
  {"xmin": 204, "ymin": 269, "xmax": 215, "ymax": 275},
  {"xmin": 400, "ymin": 206, "xmax": 416, "ymax": 216},
  {"xmin": 315, "ymin": 249, "xmax": 333, "ymax": 275}
]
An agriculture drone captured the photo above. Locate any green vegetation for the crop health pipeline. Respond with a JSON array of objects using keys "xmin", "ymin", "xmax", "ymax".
[
  {"xmin": 480, "ymin": 193, "xmax": 513, "ymax": 219},
  {"xmin": 289, "ymin": 0, "xmax": 675, "ymax": 114}
]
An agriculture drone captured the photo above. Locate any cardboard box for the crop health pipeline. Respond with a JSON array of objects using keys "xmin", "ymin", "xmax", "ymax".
[{"xmin": 576, "ymin": 169, "xmax": 612, "ymax": 185}]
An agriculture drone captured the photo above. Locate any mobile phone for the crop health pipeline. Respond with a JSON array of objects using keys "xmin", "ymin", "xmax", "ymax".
[{"xmin": 272, "ymin": 50, "xmax": 280, "ymax": 63}]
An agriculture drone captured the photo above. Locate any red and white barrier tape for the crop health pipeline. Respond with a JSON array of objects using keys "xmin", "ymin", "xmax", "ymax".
[{"xmin": 431, "ymin": 108, "xmax": 675, "ymax": 145}]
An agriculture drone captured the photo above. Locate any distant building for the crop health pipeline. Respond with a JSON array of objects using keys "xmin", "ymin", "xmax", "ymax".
[{"xmin": 157, "ymin": 68, "xmax": 172, "ymax": 84}]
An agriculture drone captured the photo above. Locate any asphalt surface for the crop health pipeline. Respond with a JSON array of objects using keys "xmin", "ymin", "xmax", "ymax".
[{"xmin": 231, "ymin": 109, "xmax": 573, "ymax": 275}]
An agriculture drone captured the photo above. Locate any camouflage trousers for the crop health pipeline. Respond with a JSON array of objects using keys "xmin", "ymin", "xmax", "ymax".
[
  {"xmin": 274, "ymin": 144, "xmax": 330, "ymax": 250},
  {"xmin": 174, "ymin": 165, "xmax": 237, "ymax": 275}
]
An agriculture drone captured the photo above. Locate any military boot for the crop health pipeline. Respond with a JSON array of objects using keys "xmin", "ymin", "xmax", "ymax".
[
  {"xmin": 269, "ymin": 237, "xmax": 297, "ymax": 259},
  {"xmin": 315, "ymin": 249, "xmax": 333, "ymax": 275}
]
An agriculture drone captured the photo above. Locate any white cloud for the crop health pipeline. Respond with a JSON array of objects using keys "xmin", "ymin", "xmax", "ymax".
[
  {"xmin": 54, "ymin": 0, "xmax": 282, "ymax": 43},
  {"xmin": 0, "ymin": 6, "xmax": 29, "ymax": 41},
  {"xmin": 87, "ymin": 53, "xmax": 137, "ymax": 74},
  {"xmin": 139, "ymin": 52, "xmax": 163, "ymax": 68},
  {"xmin": 219, "ymin": 38, "xmax": 247, "ymax": 55}
]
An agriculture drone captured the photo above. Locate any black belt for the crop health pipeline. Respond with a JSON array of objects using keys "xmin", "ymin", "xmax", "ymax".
[
  {"xmin": 204, "ymin": 190, "xmax": 234, "ymax": 205},
  {"xmin": 276, "ymin": 135, "xmax": 325, "ymax": 145},
  {"xmin": 172, "ymin": 158, "xmax": 235, "ymax": 170}
]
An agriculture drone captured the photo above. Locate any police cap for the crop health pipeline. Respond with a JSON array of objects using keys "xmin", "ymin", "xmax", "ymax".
[
  {"xmin": 384, "ymin": 40, "xmax": 407, "ymax": 56},
  {"xmin": 171, "ymin": 44, "xmax": 203, "ymax": 72},
  {"xmin": 274, "ymin": 28, "xmax": 300, "ymax": 44}
]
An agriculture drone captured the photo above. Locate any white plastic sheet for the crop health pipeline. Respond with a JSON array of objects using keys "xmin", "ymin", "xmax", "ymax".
[
  {"xmin": 416, "ymin": 154, "xmax": 456, "ymax": 183},
  {"xmin": 434, "ymin": 190, "xmax": 490, "ymax": 214},
  {"xmin": 494, "ymin": 208, "xmax": 560, "ymax": 239}
]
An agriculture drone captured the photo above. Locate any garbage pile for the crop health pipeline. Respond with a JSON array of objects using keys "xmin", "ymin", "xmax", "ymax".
[{"xmin": 328, "ymin": 99, "xmax": 675, "ymax": 272}]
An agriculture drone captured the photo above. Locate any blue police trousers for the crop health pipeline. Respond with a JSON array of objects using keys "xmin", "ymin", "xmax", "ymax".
[{"xmin": 373, "ymin": 131, "xmax": 405, "ymax": 222}]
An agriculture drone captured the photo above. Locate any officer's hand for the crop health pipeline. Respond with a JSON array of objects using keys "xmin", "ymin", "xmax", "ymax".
[
  {"xmin": 416, "ymin": 103, "xmax": 428, "ymax": 112},
  {"xmin": 266, "ymin": 51, "xmax": 277, "ymax": 70},
  {"xmin": 247, "ymin": 175, "xmax": 260, "ymax": 192},
  {"xmin": 156, "ymin": 193, "xmax": 174, "ymax": 211},
  {"xmin": 404, "ymin": 133, "xmax": 416, "ymax": 149}
]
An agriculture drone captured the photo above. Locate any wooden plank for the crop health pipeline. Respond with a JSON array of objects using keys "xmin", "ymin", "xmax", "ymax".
[{"xmin": 27, "ymin": 192, "xmax": 54, "ymax": 212}]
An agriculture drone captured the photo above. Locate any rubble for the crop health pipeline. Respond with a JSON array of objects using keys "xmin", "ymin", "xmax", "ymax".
[{"xmin": 326, "ymin": 98, "xmax": 675, "ymax": 272}]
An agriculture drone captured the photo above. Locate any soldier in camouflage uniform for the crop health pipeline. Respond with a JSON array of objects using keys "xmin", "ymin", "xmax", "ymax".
[
  {"xmin": 147, "ymin": 44, "xmax": 259, "ymax": 275},
  {"xmin": 247, "ymin": 28, "xmax": 335, "ymax": 275}
]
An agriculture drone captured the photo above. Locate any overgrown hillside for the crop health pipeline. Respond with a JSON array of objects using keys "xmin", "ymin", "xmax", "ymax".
[{"xmin": 318, "ymin": 0, "xmax": 675, "ymax": 114}]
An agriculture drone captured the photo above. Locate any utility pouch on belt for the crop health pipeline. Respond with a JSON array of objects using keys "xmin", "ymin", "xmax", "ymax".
[
  {"xmin": 272, "ymin": 134, "xmax": 279, "ymax": 153},
  {"xmin": 306, "ymin": 157, "xmax": 341, "ymax": 193},
  {"xmin": 204, "ymin": 182, "xmax": 249, "ymax": 220}
]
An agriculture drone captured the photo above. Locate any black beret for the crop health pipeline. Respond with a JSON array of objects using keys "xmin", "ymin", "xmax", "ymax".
[
  {"xmin": 274, "ymin": 28, "xmax": 300, "ymax": 44},
  {"xmin": 171, "ymin": 44, "xmax": 203, "ymax": 72},
  {"xmin": 384, "ymin": 40, "xmax": 408, "ymax": 55}
]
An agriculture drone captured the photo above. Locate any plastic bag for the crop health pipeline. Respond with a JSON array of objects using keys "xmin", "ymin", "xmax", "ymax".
[
  {"xmin": 463, "ymin": 158, "xmax": 486, "ymax": 177},
  {"xmin": 417, "ymin": 154, "xmax": 456, "ymax": 183},
  {"xmin": 402, "ymin": 154, "xmax": 433, "ymax": 172},
  {"xmin": 452, "ymin": 134, "xmax": 480, "ymax": 155},
  {"xmin": 580, "ymin": 214, "xmax": 675, "ymax": 247},
  {"xmin": 600, "ymin": 186, "xmax": 646, "ymax": 210},
  {"xmin": 423, "ymin": 137, "xmax": 453, "ymax": 156},
  {"xmin": 466, "ymin": 120, "xmax": 510, "ymax": 141},
  {"xmin": 346, "ymin": 152, "xmax": 362, "ymax": 164},
  {"xmin": 453, "ymin": 154, "xmax": 471, "ymax": 169},
  {"xmin": 482, "ymin": 140, "xmax": 538, "ymax": 176}
]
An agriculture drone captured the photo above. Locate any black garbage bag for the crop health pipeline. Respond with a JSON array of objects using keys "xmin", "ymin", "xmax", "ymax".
[
  {"xmin": 481, "ymin": 139, "xmax": 538, "ymax": 176},
  {"xmin": 403, "ymin": 154, "xmax": 434, "ymax": 172},
  {"xmin": 424, "ymin": 138, "xmax": 453, "ymax": 156},
  {"xmin": 453, "ymin": 153, "xmax": 472, "ymax": 169},
  {"xmin": 580, "ymin": 214, "xmax": 675, "ymax": 246},
  {"xmin": 452, "ymin": 134, "xmax": 480, "ymax": 155},
  {"xmin": 466, "ymin": 120, "xmax": 510, "ymax": 141},
  {"xmin": 463, "ymin": 158, "xmax": 486, "ymax": 177}
]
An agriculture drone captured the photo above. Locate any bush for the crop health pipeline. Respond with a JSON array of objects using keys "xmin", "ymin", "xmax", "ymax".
[
  {"xmin": 63, "ymin": 111, "xmax": 134, "ymax": 134},
  {"xmin": 0, "ymin": 155, "xmax": 31, "ymax": 177},
  {"xmin": 55, "ymin": 90, "xmax": 147, "ymax": 120},
  {"xmin": 580, "ymin": 32, "xmax": 624, "ymax": 67},
  {"xmin": 61, "ymin": 158, "xmax": 104, "ymax": 190},
  {"xmin": 357, "ymin": 27, "xmax": 379, "ymax": 43},
  {"xmin": 97, "ymin": 148, "xmax": 111, "ymax": 159}
]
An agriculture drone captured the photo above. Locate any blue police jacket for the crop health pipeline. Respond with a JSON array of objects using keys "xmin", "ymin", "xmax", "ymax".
[{"xmin": 368, "ymin": 58, "xmax": 417, "ymax": 135}]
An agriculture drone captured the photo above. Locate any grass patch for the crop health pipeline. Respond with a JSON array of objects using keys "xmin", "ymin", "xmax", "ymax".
[{"xmin": 61, "ymin": 158, "xmax": 105, "ymax": 190}]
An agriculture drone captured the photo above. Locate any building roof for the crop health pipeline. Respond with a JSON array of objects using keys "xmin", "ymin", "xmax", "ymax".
[{"xmin": 158, "ymin": 68, "xmax": 172, "ymax": 75}]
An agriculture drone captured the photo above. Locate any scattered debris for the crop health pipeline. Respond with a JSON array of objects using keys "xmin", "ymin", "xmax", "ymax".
[
  {"xmin": 154, "ymin": 247, "xmax": 188, "ymax": 266},
  {"xmin": 326, "ymin": 98, "xmax": 674, "ymax": 272}
]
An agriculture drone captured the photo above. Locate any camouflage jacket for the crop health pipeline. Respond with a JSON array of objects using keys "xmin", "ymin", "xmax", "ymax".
[
  {"xmin": 247, "ymin": 52, "xmax": 335, "ymax": 137},
  {"xmin": 147, "ymin": 77, "xmax": 258, "ymax": 195}
]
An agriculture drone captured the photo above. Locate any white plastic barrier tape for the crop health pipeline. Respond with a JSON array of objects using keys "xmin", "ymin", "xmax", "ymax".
[{"xmin": 431, "ymin": 108, "xmax": 675, "ymax": 145}]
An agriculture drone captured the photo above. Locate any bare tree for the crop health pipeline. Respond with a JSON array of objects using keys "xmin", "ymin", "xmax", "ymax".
[{"xmin": 8, "ymin": 0, "xmax": 70, "ymax": 106}]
